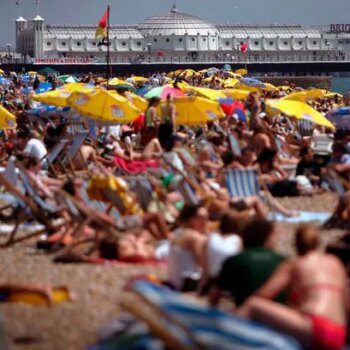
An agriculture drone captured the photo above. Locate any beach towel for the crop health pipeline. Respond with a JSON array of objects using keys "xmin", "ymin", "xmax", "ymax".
[
  {"xmin": 268, "ymin": 211, "xmax": 331, "ymax": 224},
  {"xmin": 114, "ymin": 156, "xmax": 159, "ymax": 175}
]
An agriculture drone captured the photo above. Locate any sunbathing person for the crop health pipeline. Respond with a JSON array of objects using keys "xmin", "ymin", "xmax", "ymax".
[
  {"xmin": 54, "ymin": 232, "xmax": 163, "ymax": 264},
  {"xmin": 238, "ymin": 224, "xmax": 348, "ymax": 350}
]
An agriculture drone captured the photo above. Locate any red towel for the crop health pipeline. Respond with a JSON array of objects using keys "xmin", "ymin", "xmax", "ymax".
[{"xmin": 114, "ymin": 155, "xmax": 159, "ymax": 174}]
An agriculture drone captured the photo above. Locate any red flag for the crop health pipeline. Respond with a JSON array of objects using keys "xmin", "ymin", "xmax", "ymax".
[
  {"xmin": 240, "ymin": 42, "xmax": 248, "ymax": 54},
  {"xmin": 95, "ymin": 7, "xmax": 109, "ymax": 39}
]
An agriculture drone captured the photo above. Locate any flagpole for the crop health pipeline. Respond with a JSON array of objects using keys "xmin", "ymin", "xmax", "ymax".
[{"xmin": 106, "ymin": 5, "xmax": 110, "ymax": 89}]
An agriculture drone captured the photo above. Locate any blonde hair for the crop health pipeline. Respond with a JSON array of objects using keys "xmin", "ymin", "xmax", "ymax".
[{"xmin": 295, "ymin": 224, "xmax": 319, "ymax": 255}]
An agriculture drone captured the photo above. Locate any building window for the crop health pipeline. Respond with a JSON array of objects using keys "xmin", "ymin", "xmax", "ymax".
[
  {"xmin": 299, "ymin": 41, "xmax": 303, "ymax": 45},
  {"xmin": 153, "ymin": 38, "xmax": 157, "ymax": 43},
  {"xmin": 269, "ymin": 41, "xmax": 273, "ymax": 46},
  {"xmin": 62, "ymin": 42, "xmax": 66, "ymax": 46},
  {"xmin": 92, "ymin": 42, "xmax": 96, "ymax": 46},
  {"xmin": 225, "ymin": 41, "xmax": 230, "ymax": 46},
  {"xmin": 212, "ymin": 38, "xmax": 215, "ymax": 42},
  {"xmin": 136, "ymin": 41, "xmax": 141, "ymax": 46},
  {"xmin": 46, "ymin": 42, "xmax": 51, "ymax": 46},
  {"xmin": 284, "ymin": 41, "xmax": 288, "ymax": 45},
  {"xmin": 122, "ymin": 41, "xmax": 126, "ymax": 46},
  {"xmin": 192, "ymin": 38, "xmax": 195, "ymax": 42},
  {"xmin": 203, "ymin": 38, "xmax": 206, "ymax": 41},
  {"xmin": 254, "ymin": 41, "xmax": 259, "ymax": 45},
  {"xmin": 166, "ymin": 38, "xmax": 170, "ymax": 42},
  {"xmin": 77, "ymin": 41, "xmax": 81, "ymax": 46},
  {"xmin": 313, "ymin": 41, "xmax": 317, "ymax": 45},
  {"xmin": 179, "ymin": 38, "xmax": 183, "ymax": 42}
]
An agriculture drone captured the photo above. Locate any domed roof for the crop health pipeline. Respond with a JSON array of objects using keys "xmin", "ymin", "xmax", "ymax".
[{"xmin": 138, "ymin": 5, "xmax": 218, "ymax": 36}]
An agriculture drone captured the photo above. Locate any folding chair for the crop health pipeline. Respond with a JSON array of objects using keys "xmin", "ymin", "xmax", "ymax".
[
  {"xmin": 59, "ymin": 131, "xmax": 89, "ymax": 175},
  {"xmin": 274, "ymin": 137, "xmax": 297, "ymax": 177},
  {"xmin": 311, "ymin": 134, "xmax": 333, "ymax": 156},
  {"xmin": 41, "ymin": 138, "xmax": 70, "ymax": 177},
  {"xmin": 127, "ymin": 177, "xmax": 154, "ymax": 211},
  {"xmin": 324, "ymin": 169, "xmax": 346, "ymax": 196},
  {"xmin": 0, "ymin": 169, "xmax": 64, "ymax": 247},
  {"xmin": 297, "ymin": 119, "xmax": 314, "ymax": 137},
  {"xmin": 228, "ymin": 133, "xmax": 242, "ymax": 157},
  {"xmin": 121, "ymin": 281, "xmax": 302, "ymax": 350},
  {"xmin": 225, "ymin": 169, "xmax": 261, "ymax": 198}
]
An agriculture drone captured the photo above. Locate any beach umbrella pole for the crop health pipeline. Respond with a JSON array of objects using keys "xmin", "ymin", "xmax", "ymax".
[{"xmin": 106, "ymin": 5, "xmax": 111, "ymax": 89}]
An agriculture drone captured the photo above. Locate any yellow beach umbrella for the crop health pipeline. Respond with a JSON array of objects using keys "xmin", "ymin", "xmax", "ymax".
[
  {"xmin": 263, "ymin": 83, "xmax": 279, "ymax": 92},
  {"xmin": 234, "ymin": 69, "xmax": 247, "ymax": 76},
  {"xmin": 224, "ymin": 78, "xmax": 239, "ymax": 88},
  {"xmin": 282, "ymin": 89, "xmax": 326, "ymax": 102},
  {"xmin": 28, "ymin": 71, "xmax": 37, "ymax": 76},
  {"xmin": 124, "ymin": 92, "xmax": 148, "ymax": 112},
  {"xmin": 0, "ymin": 69, "xmax": 4, "ymax": 75},
  {"xmin": 130, "ymin": 76, "xmax": 149, "ymax": 83},
  {"xmin": 0, "ymin": 105, "xmax": 16, "ymax": 129},
  {"xmin": 266, "ymin": 99, "xmax": 335, "ymax": 129},
  {"xmin": 223, "ymin": 89, "xmax": 251, "ymax": 100},
  {"xmin": 202, "ymin": 77, "xmax": 224, "ymax": 84},
  {"xmin": 68, "ymin": 88, "xmax": 140, "ymax": 124},
  {"xmin": 159, "ymin": 96, "xmax": 225, "ymax": 126},
  {"xmin": 186, "ymin": 87, "xmax": 226, "ymax": 100},
  {"xmin": 33, "ymin": 83, "xmax": 93, "ymax": 107}
]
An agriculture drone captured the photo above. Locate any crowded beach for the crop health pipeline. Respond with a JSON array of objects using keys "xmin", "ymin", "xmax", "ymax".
[{"xmin": 0, "ymin": 65, "xmax": 349, "ymax": 350}]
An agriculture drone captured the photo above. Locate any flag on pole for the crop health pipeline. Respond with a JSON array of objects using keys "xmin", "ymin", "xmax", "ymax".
[
  {"xmin": 240, "ymin": 42, "xmax": 248, "ymax": 54},
  {"xmin": 95, "ymin": 8, "xmax": 109, "ymax": 39}
]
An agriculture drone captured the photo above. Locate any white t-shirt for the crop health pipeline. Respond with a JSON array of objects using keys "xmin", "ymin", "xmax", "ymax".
[
  {"xmin": 207, "ymin": 232, "xmax": 242, "ymax": 278},
  {"xmin": 24, "ymin": 138, "xmax": 47, "ymax": 160}
]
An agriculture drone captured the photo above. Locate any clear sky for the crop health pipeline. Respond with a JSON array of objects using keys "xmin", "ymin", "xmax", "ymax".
[{"xmin": 0, "ymin": 0, "xmax": 348, "ymax": 47}]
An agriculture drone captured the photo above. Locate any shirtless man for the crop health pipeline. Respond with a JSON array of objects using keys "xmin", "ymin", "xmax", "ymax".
[{"xmin": 238, "ymin": 224, "xmax": 348, "ymax": 350}]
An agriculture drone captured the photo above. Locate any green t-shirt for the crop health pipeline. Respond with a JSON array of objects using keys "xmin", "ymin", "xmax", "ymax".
[{"xmin": 217, "ymin": 247, "xmax": 285, "ymax": 306}]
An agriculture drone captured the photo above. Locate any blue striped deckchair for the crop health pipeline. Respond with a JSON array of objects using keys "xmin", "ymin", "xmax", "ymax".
[
  {"xmin": 225, "ymin": 169, "xmax": 260, "ymax": 198},
  {"xmin": 177, "ymin": 179, "xmax": 200, "ymax": 206},
  {"xmin": 125, "ymin": 281, "xmax": 301, "ymax": 350},
  {"xmin": 297, "ymin": 119, "xmax": 314, "ymax": 137},
  {"xmin": 128, "ymin": 177, "xmax": 153, "ymax": 211},
  {"xmin": 324, "ymin": 170, "xmax": 346, "ymax": 196},
  {"xmin": 228, "ymin": 134, "xmax": 242, "ymax": 157}
]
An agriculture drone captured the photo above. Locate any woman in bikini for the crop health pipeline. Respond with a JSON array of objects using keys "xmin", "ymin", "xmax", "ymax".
[{"xmin": 238, "ymin": 224, "xmax": 348, "ymax": 350}]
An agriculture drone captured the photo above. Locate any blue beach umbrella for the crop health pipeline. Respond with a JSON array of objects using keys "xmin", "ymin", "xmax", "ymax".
[{"xmin": 327, "ymin": 106, "xmax": 350, "ymax": 129}]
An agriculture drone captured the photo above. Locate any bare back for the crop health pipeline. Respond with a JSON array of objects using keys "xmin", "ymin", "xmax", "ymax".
[{"xmin": 290, "ymin": 252, "xmax": 348, "ymax": 325}]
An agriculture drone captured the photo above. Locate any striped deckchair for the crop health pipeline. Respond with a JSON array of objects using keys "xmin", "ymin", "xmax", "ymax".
[
  {"xmin": 225, "ymin": 169, "xmax": 260, "ymax": 198},
  {"xmin": 128, "ymin": 177, "xmax": 154, "ymax": 211},
  {"xmin": 177, "ymin": 179, "xmax": 200, "ymax": 206},
  {"xmin": 228, "ymin": 134, "xmax": 242, "ymax": 157},
  {"xmin": 324, "ymin": 169, "xmax": 346, "ymax": 196},
  {"xmin": 311, "ymin": 134, "xmax": 333, "ymax": 156},
  {"xmin": 297, "ymin": 119, "xmax": 314, "ymax": 137},
  {"xmin": 121, "ymin": 281, "xmax": 302, "ymax": 350}
]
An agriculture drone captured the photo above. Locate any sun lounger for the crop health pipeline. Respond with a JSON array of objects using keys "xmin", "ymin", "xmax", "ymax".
[
  {"xmin": 297, "ymin": 119, "xmax": 314, "ymax": 137},
  {"xmin": 324, "ymin": 169, "xmax": 346, "ymax": 195},
  {"xmin": 127, "ymin": 177, "xmax": 154, "ymax": 211},
  {"xmin": 311, "ymin": 134, "xmax": 333, "ymax": 156},
  {"xmin": 60, "ymin": 131, "xmax": 89, "ymax": 175},
  {"xmin": 0, "ymin": 168, "xmax": 64, "ymax": 247},
  {"xmin": 121, "ymin": 281, "xmax": 302, "ymax": 350},
  {"xmin": 228, "ymin": 133, "xmax": 242, "ymax": 157},
  {"xmin": 41, "ymin": 138, "xmax": 70, "ymax": 176},
  {"xmin": 225, "ymin": 169, "xmax": 261, "ymax": 198}
]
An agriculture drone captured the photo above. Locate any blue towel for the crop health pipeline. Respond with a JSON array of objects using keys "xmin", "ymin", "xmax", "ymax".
[{"xmin": 268, "ymin": 211, "xmax": 331, "ymax": 224}]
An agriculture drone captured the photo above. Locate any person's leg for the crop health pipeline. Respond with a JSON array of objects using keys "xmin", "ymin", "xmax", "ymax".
[
  {"xmin": 245, "ymin": 196, "xmax": 268, "ymax": 219},
  {"xmin": 143, "ymin": 213, "xmax": 169, "ymax": 239},
  {"xmin": 142, "ymin": 138, "xmax": 162, "ymax": 160},
  {"xmin": 238, "ymin": 296, "xmax": 312, "ymax": 348}
]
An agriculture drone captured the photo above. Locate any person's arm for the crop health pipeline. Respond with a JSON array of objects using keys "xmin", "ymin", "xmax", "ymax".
[
  {"xmin": 254, "ymin": 260, "xmax": 292, "ymax": 299},
  {"xmin": 171, "ymin": 105, "xmax": 176, "ymax": 130}
]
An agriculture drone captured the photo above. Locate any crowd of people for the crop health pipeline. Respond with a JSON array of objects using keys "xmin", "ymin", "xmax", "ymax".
[{"xmin": 0, "ymin": 66, "xmax": 350, "ymax": 349}]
